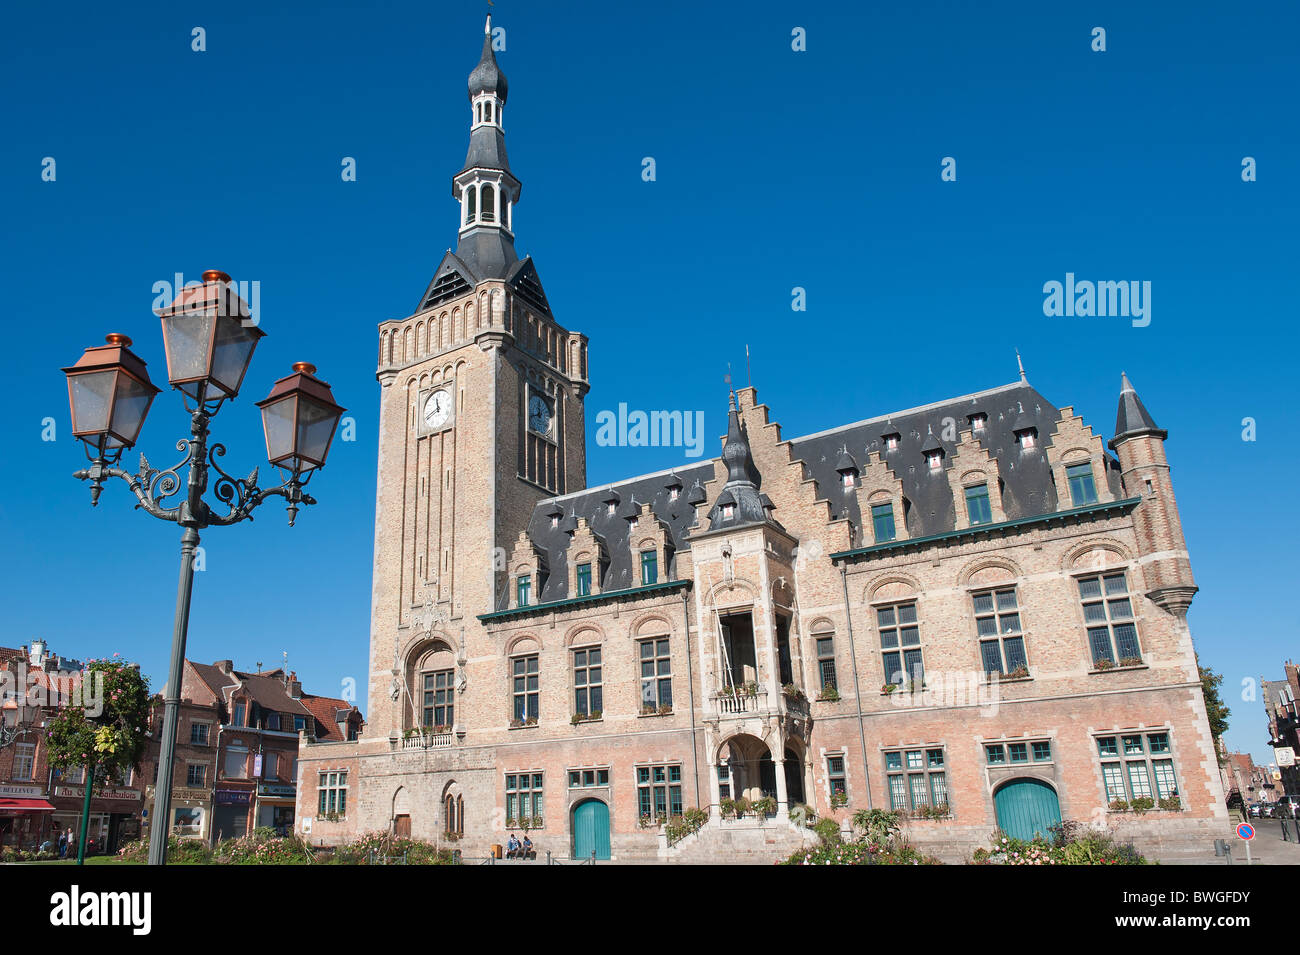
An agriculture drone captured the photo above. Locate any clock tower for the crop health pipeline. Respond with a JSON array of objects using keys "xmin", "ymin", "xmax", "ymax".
[{"xmin": 366, "ymin": 16, "xmax": 589, "ymax": 740}]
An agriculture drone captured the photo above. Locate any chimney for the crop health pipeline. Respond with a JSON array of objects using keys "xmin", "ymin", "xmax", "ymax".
[
  {"xmin": 29, "ymin": 640, "xmax": 46, "ymax": 668},
  {"xmin": 217, "ymin": 660, "xmax": 234, "ymax": 675},
  {"xmin": 287, "ymin": 671, "xmax": 302, "ymax": 699}
]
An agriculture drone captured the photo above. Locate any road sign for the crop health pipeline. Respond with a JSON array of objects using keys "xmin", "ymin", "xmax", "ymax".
[{"xmin": 1236, "ymin": 822, "xmax": 1255, "ymax": 840}]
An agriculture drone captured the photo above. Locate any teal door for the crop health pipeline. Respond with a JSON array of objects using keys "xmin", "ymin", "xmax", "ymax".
[
  {"xmin": 994, "ymin": 779, "xmax": 1061, "ymax": 841},
  {"xmin": 572, "ymin": 799, "xmax": 611, "ymax": 860}
]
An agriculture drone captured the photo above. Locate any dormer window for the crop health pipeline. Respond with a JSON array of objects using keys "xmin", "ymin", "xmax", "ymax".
[
  {"xmin": 1017, "ymin": 429, "xmax": 1037, "ymax": 450},
  {"xmin": 884, "ymin": 433, "xmax": 900, "ymax": 452},
  {"xmin": 669, "ymin": 487, "xmax": 679, "ymax": 502},
  {"xmin": 841, "ymin": 471, "xmax": 856, "ymax": 489},
  {"xmin": 607, "ymin": 502, "xmax": 616, "ymax": 516},
  {"xmin": 550, "ymin": 514, "xmax": 559, "ymax": 529},
  {"xmin": 722, "ymin": 503, "xmax": 735, "ymax": 520},
  {"xmin": 925, "ymin": 450, "xmax": 943, "ymax": 471},
  {"xmin": 969, "ymin": 413, "xmax": 987, "ymax": 432}
]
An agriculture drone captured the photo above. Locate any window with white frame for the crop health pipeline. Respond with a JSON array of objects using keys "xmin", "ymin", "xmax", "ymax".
[
  {"xmin": 189, "ymin": 722, "xmax": 210, "ymax": 746},
  {"xmin": 573, "ymin": 647, "xmax": 602, "ymax": 717},
  {"xmin": 973, "ymin": 587, "xmax": 1027, "ymax": 675},
  {"xmin": 637, "ymin": 764, "xmax": 683, "ymax": 820},
  {"xmin": 13, "ymin": 743, "xmax": 35, "ymax": 781},
  {"xmin": 506, "ymin": 772, "xmax": 544, "ymax": 825},
  {"xmin": 1078, "ymin": 572, "xmax": 1141, "ymax": 666},
  {"xmin": 878, "ymin": 602, "xmax": 923, "ymax": 687},
  {"xmin": 187, "ymin": 764, "xmax": 207, "ymax": 787},
  {"xmin": 1097, "ymin": 732, "xmax": 1179, "ymax": 806},
  {"xmin": 422, "ymin": 669, "xmax": 454, "ymax": 729},
  {"xmin": 317, "ymin": 771, "xmax": 347, "ymax": 817},
  {"xmin": 224, "ymin": 741, "xmax": 249, "ymax": 779},
  {"xmin": 639, "ymin": 638, "xmax": 672, "ymax": 710},
  {"xmin": 826, "ymin": 755, "xmax": 847, "ymax": 798},
  {"xmin": 512, "ymin": 655, "xmax": 539, "ymax": 723},
  {"xmin": 884, "ymin": 748, "xmax": 948, "ymax": 811}
]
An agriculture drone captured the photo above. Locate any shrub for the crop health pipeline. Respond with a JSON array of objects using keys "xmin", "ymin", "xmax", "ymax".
[
  {"xmin": 781, "ymin": 839, "xmax": 940, "ymax": 865},
  {"xmin": 666, "ymin": 807, "xmax": 709, "ymax": 845},
  {"xmin": 852, "ymin": 809, "xmax": 902, "ymax": 847},
  {"xmin": 820, "ymin": 686, "xmax": 842, "ymax": 701},
  {"xmin": 1129, "ymin": 796, "xmax": 1155, "ymax": 813},
  {"xmin": 328, "ymin": 831, "xmax": 459, "ymax": 865},
  {"xmin": 813, "ymin": 818, "xmax": 842, "ymax": 845},
  {"xmin": 217, "ymin": 828, "xmax": 316, "ymax": 865},
  {"xmin": 973, "ymin": 824, "xmax": 1148, "ymax": 865}
]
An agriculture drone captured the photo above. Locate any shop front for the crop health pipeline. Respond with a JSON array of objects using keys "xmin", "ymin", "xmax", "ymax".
[
  {"xmin": 147, "ymin": 786, "xmax": 212, "ymax": 842},
  {"xmin": 212, "ymin": 787, "xmax": 253, "ymax": 843},
  {"xmin": 0, "ymin": 784, "xmax": 57, "ymax": 851},
  {"xmin": 256, "ymin": 783, "xmax": 296, "ymax": 836},
  {"xmin": 51, "ymin": 783, "xmax": 144, "ymax": 855}
]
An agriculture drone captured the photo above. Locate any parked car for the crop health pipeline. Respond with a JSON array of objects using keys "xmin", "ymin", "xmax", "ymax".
[{"xmin": 1249, "ymin": 803, "xmax": 1263, "ymax": 817}]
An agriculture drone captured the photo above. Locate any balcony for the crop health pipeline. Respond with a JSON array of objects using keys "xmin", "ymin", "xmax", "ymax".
[
  {"xmin": 400, "ymin": 730, "xmax": 456, "ymax": 750},
  {"xmin": 712, "ymin": 688, "xmax": 767, "ymax": 716}
]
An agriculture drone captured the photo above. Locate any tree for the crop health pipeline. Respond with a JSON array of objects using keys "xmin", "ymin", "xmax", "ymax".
[
  {"xmin": 45, "ymin": 658, "xmax": 150, "ymax": 864},
  {"xmin": 1198, "ymin": 655, "xmax": 1230, "ymax": 743}
]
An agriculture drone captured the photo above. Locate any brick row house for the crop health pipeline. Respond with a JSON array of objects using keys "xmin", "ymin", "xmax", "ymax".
[
  {"xmin": 0, "ymin": 642, "xmax": 146, "ymax": 853},
  {"xmin": 141, "ymin": 660, "xmax": 362, "ymax": 843},
  {"xmin": 294, "ymin": 18, "xmax": 1227, "ymax": 862}
]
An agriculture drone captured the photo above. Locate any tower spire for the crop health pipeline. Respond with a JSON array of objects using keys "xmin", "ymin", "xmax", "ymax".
[{"xmin": 449, "ymin": 16, "xmax": 518, "ymax": 280}]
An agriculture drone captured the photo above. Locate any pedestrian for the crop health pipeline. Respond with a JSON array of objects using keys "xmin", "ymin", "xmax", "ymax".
[{"xmin": 57, "ymin": 828, "xmax": 68, "ymax": 859}]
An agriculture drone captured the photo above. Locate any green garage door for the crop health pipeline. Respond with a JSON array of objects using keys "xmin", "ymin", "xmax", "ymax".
[
  {"xmin": 994, "ymin": 778, "xmax": 1061, "ymax": 841},
  {"xmin": 572, "ymin": 799, "xmax": 611, "ymax": 861}
]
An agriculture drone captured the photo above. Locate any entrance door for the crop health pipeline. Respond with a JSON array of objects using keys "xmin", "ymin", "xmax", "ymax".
[
  {"xmin": 994, "ymin": 778, "xmax": 1061, "ymax": 841},
  {"xmin": 394, "ymin": 814, "xmax": 411, "ymax": 838},
  {"xmin": 571, "ymin": 800, "xmax": 610, "ymax": 861}
]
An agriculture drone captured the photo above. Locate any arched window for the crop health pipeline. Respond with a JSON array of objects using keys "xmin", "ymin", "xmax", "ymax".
[
  {"xmin": 465, "ymin": 187, "xmax": 477, "ymax": 224},
  {"xmin": 445, "ymin": 793, "xmax": 464, "ymax": 836},
  {"xmin": 476, "ymin": 102, "xmax": 482, "ymax": 123},
  {"xmin": 500, "ymin": 198, "xmax": 509, "ymax": 230},
  {"xmin": 480, "ymin": 184, "xmax": 496, "ymax": 223},
  {"xmin": 485, "ymin": 101, "xmax": 493, "ymax": 123}
]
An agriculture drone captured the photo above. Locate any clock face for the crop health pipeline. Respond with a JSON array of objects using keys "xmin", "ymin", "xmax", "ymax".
[
  {"xmin": 528, "ymin": 395, "xmax": 552, "ymax": 435},
  {"xmin": 423, "ymin": 390, "xmax": 452, "ymax": 430}
]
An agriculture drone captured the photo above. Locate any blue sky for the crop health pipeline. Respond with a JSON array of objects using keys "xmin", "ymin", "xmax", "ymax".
[{"xmin": 1, "ymin": 1, "xmax": 1295, "ymax": 766}]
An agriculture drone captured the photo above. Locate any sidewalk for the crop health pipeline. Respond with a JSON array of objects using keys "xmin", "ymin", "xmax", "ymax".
[{"xmin": 1157, "ymin": 819, "xmax": 1300, "ymax": 865}]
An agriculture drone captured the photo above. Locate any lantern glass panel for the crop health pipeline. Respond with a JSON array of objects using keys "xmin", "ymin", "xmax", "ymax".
[
  {"xmin": 260, "ymin": 394, "xmax": 297, "ymax": 466},
  {"xmin": 161, "ymin": 311, "xmax": 216, "ymax": 390},
  {"xmin": 111, "ymin": 372, "xmax": 156, "ymax": 447},
  {"xmin": 209, "ymin": 316, "xmax": 261, "ymax": 397},
  {"xmin": 69, "ymin": 369, "xmax": 116, "ymax": 435},
  {"xmin": 297, "ymin": 396, "xmax": 340, "ymax": 467}
]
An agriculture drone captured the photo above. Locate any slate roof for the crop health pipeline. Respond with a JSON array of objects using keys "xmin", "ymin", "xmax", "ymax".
[
  {"xmin": 515, "ymin": 462, "xmax": 714, "ymax": 606},
  {"xmin": 1111, "ymin": 372, "xmax": 1166, "ymax": 448},
  {"xmin": 512, "ymin": 378, "xmax": 1130, "ymax": 610},
  {"xmin": 467, "ymin": 17, "xmax": 507, "ymax": 102},
  {"xmin": 706, "ymin": 396, "xmax": 782, "ymax": 533},
  {"xmin": 788, "ymin": 380, "xmax": 1121, "ymax": 533}
]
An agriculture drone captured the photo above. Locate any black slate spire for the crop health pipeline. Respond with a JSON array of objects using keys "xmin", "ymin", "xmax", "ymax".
[
  {"xmin": 1111, "ymin": 372, "xmax": 1167, "ymax": 447},
  {"xmin": 709, "ymin": 393, "xmax": 778, "ymax": 531}
]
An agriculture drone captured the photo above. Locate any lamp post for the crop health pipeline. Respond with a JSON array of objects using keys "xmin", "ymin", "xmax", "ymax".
[{"xmin": 61, "ymin": 269, "xmax": 345, "ymax": 866}]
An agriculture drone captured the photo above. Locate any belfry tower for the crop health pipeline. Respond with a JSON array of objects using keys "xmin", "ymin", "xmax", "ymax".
[{"xmin": 366, "ymin": 17, "xmax": 589, "ymax": 740}]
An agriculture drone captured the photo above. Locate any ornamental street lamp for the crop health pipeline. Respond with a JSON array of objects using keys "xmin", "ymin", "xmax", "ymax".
[{"xmin": 62, "ymin": 269, "xmax": 345, "ymax": 866}]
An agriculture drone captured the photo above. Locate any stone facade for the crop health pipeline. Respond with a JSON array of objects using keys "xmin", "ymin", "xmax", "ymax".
[{"xmin": 293, "ymin": 19, "xmax": 1226, "ymax": 862}]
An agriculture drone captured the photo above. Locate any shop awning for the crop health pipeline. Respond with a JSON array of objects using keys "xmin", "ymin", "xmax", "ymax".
[{"xmin": 0, "ymin": 798, "xmax": 57, "ymax": 812}]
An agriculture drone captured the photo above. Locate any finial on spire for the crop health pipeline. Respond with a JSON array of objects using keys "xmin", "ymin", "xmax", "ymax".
[{"xmin": 1016, "ymin": 349, "xmax": 1027, "ymax": 381}]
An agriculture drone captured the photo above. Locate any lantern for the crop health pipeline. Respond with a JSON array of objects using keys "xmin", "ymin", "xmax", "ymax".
[
  {"xmin": 256, "ymin": 362, "xmax": 345, "ymax": 474},
  {"xmin": 62, "ymin": 334, "xmax": 160, "ymax": 457}
]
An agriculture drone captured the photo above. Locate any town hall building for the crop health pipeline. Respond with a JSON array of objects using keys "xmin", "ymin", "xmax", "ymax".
[{"xmin": 294, "ymin": 18, "xmax": 1227, "ymax": 862}]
